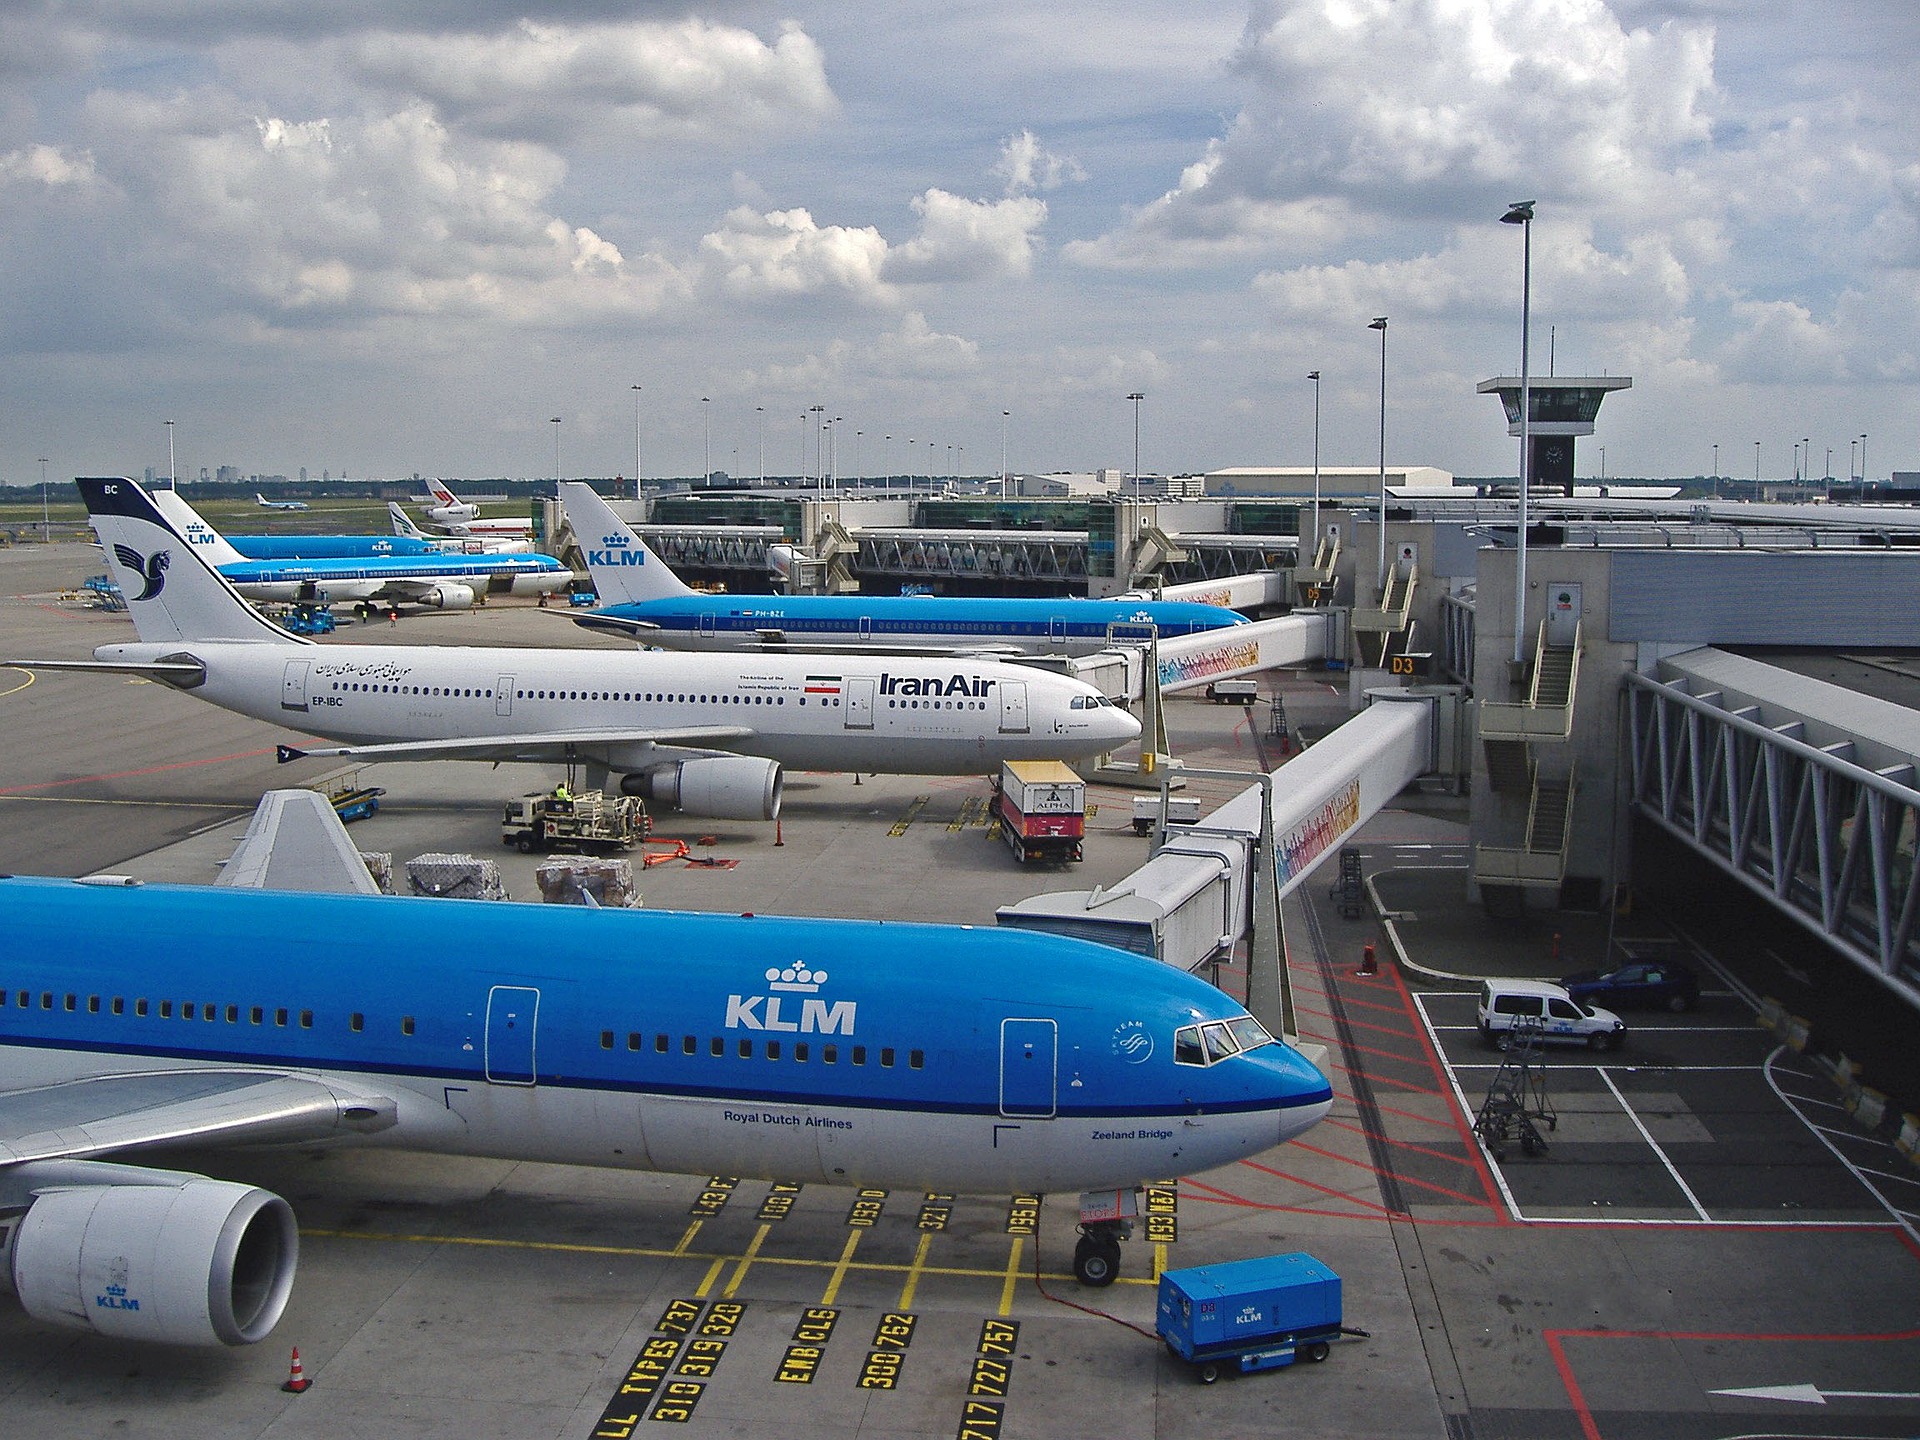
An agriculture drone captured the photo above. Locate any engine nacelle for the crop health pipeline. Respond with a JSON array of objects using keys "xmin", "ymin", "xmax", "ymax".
[
  {"xmin": 622, "ymin": 756, "xmax": 782, "ymax": 821},
  {"xmin": 418, "ymin": 582, "xmax": 475, "ymax": 610},
  {"xmin": 7, "ymin": 1174, "xmax": 298, "ymax": 1347}
]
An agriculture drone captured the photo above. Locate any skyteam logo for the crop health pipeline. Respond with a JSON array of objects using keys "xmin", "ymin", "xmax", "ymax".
[
  {"xmin": 1111, "ymin": 1020, "xmax": 1154, "ymax": 1064},
  {"xmin": 726, "ymin": 964, "xmax": 856, "ymax": 1035},
  {"xmin": 586, "ymin": 532, "xmax": 645, "ymax": 568},
  {"xmin": 112, "ymin": 544, "xmax": 169, "ymax": 600}
]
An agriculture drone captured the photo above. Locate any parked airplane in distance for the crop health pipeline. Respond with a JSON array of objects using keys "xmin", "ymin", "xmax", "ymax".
[
  {"xmin": 390, "ymin": 502, "xmax": 534, "ymax": 554},
  {"xmin": 150, "ymin": 486, "xmax": 571, "ymax": 609},
  {"xmin": 560, "ymin": 483, "xmax": 1249, "ymax": 657},
  {"xmin": 0, "ymin": 873, "xmax": 1332, "ymax": 1347},
  {"xmin": 423, "ymin": 478, "xmax": 533, "ymax": 537},
  {"xmin": 254, "ymin": 492, "xmax": 309, "ymax": 511},
  {"xmin": 19, "ymin": 479, "xmax": 1139, "ymax": 820},
  {"xmin": 151, "ymin": 493, "xmax": 439, "ymax": 561}
]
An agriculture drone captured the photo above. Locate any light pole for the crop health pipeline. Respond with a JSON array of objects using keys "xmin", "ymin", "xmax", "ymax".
[
  {"xmin": 1754, "ymin": 440, "xmax": 1760, "ymax": 489},
  {"xmin": 164, "ymin": 419, "xmax": 175, "ymax": 489},
  {"xmin": 756, "ymin": 406, "xmax": 765, "ymax": 484},
  {"xmin": 883, "ymin": 435, "xmax": 892, "ymax": 492},
  {"xmin": 701, "ymin": 397, "xmax": 712, "ymax": 481},
  {"xmin": 1712, "ymin": 443, "xmax": 1719, "ymax": 498},
  {"xmin": 1126, "ymin": 393, "xmax": 1144, "ymax": 498},
  {"xmin": 1307, "ymin": 371, "xmax": 1322, "ymax": 551},
  {"xmin": 1850, "ymin": 438, "xmax": 1858, "ymax": 484},
  {"xmin": 807, "ymin": 404, "xmax": 825, "ymax": 496},
  {"xmin": 1368, "ymin": 316, "xmax": 1388, "ymax": 593},
  {"xmin": 854, "ymin": 430, "xmax": 862, "ymax": 484},
  {"xmin": 1825, "ymin": 446, "xmax": 1832, "ymax": 494},
  {"xmin": 551, "ymin": 417, "xmax": 561, "ymax": 485},
  {"xmin": 1499, "ymin": 198, "xmax": 1534, "ymax": 669},
  {"xmin": 1860, "ymin": 433, "xmax": 1868, "ymax": 484},
  {"xmin": 1801, "ymin": 437, "xmax": 1809, "ymax": 490},
  {"xmin": 1001, "ymin": 410, "xmax": 1010, "ymax": 499},
  {"xmin": 38, "ymin": 456, "xmax": 50, "ymax": 542},
  {"xmin": 1599, "ymin": 447, "xmax": 1605, "ymax": 485},
  {"xmin": 630, "ymin": 385, "xmax": 643, "ymax": 496}
]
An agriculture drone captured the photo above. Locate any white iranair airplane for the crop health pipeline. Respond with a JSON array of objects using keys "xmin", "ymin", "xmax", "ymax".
[
  {"xmin": 423, "ymin": 478, "xmax": 533, "ymax": 537},
  {"xmin": 21, "ymin": 479, "xmax": 1140, "ymax": 821}
]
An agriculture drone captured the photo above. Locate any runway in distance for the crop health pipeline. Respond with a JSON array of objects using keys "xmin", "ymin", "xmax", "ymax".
[
  {"xmin": 17, "ymin": 478, "xmax": 1140, "ymax": 820},
  {"xmin": 253, "ymin": 492, "xmax": 307, "ymax": 511},
  {"xmin": 151, "ymin": 487, "xmax": 571, "ymax": 609},
  {"xmin": 562, "ymin": 481, "xmax": 1249, "ymax": 657},
  {"xmin": 0, "ymin": 874, "xmax": 1333, "ymax": 1347},
  {"xmin": 423, "ymin": 478, "xmax": 532, "ymax": 536}
]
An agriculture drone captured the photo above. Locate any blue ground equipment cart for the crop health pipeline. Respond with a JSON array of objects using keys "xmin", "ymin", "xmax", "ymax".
[{"xmin": 1157, "ymin": 1252, "xmax": 1342, "ymax": 1384}]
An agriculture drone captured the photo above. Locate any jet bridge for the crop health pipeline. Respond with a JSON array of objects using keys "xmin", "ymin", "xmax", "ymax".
[{"xmin": 997, "ymin": 689, "xmax": 1442, "ymax": 1040}]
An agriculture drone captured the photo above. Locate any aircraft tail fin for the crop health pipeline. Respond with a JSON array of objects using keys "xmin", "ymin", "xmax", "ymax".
[
  {"xmin": 388, "ymin": 502, "xmax": 428, "ymax": 539},
  {"xmin": 151, "ymin": 487, "xmax": 251, "ymax": 567},
  {"xmin": 559, "ymin": 481, "xmax": 695, "ymax": 605},
  {"xmin": 426, "ymin": 479, "xmax": 460, "ymax": 508},
  {"xmin": 78, "ymin": 478, "xmax": 302, "ymax": 646}
]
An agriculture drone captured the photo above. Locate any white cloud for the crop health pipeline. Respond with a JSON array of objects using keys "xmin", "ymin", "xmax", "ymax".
[
  {"xmin": 992, "ymin": 129, "xmax": 1087, "ymax": 196},
  {"xmin": 872, "ymin": 311, "xmax": 980, "ymax": 375},
  {"xmin": 698, "ymin": 206, "xmax": 893, "ymax": 305},
  {"xmin": 345, "ymin": 17, "xmax": 836, "ymax": 146},
  {"xmin": 883, "ymin": 189, "xmax": 1048, "ymax": 284},
  {"xmin": 0, "ymin": 143, "xmax": 97, "ymax": 188}
]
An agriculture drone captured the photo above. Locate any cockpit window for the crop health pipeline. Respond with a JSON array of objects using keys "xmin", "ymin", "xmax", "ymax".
[
  {"xmin": 1174, "ymin": 1014, "xmax": 1272, "ymax": 1067},
  {"xmin": 1202, "ymin": 1022, "xmax": 1240, "ymax": 1062}
]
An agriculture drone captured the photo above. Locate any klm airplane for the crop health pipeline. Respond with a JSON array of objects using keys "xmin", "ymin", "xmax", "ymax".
[
  {"xmin": 152, "ymin": 492, "xmax": 442, "ymax": 561},
  {"xmin": 0, "ymin": 875, "xmax": 1334, "ymax": 1347},
  {"xmin": 560, "ymin": 482, "xmax": 1248, "ymax": 656},
  {"xmin": 151, "ymin": 488, "xmax": 571, "ymax": 609},
  {"xmin": 14, "ymin": 479, "xmax": 1139, "ymax": 821},
  {"xmin": 254, "ymin": 492, "xmax": 309, "ymax": 511}
]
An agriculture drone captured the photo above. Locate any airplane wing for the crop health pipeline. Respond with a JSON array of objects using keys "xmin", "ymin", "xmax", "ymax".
[
  {"xmin": 276, "ymin": 725, "xmax": 755, "ymax": 766},
  {"xmin": 565, "ymin": 612, "xmax": 661, "ymax": 637},
  {"xmin": 0, "ymin": 1069, "xmax": 397, "ymax": 1166},
  {"xmin": 5, "ymin": 656, "xmax": 213, "ymax": 684}
]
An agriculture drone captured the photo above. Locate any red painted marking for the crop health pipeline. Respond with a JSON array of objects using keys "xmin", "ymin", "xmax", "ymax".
[
  {"xmin": 1321, "ymin": 1117, "xmax": 1487, "ymax": 1171},
  {"xmin": 1293, "ymin": 1000, "xmax": 1420, "ymax": 1041},
  {"xmin": 0, "ymin": 747, "xmax": 277, "ymax": 795}
]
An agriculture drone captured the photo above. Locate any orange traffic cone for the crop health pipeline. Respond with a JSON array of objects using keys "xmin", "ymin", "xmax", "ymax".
[
  {"xmin": 774, "ymin": 818, "xmax": 784, "ymax": 847},
  {"xmin": 1357, "ymin": 942, "xmax": 1378, "ymax": 977},
  {"xmin": 282, "ymin": 1347, "xmax": 313, "ymax": 1394}
]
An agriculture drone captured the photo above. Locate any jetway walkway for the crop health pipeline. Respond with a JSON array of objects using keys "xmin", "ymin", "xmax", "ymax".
[
  {"xmin": 997, "ymin": 690, "xmax": 1441, "ymax": 1041},
  {"xmin": 1626, "ymin": 647, "xmax": 1920, "ymax": 1005}
]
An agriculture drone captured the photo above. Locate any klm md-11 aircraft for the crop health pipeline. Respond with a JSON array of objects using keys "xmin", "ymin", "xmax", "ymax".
[
  {"xmin": 560, "ymin": 482, "xmax": 1248, "ymax": 656},
  {"xmin": 0, "ymin": 876, "xmax": 1333, "ymax": 1347},
  {"xmin": 14, "ymin": 479, "xmax": 1139, "ymax": 821}
]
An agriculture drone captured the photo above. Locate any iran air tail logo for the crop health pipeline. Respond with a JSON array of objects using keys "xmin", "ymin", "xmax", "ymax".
[{"xmin": 112, "ymin": 544, "xmax": 169, "ymax": 600}]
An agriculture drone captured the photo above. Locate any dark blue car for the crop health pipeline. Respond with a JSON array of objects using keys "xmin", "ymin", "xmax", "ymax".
[{"xmin": 1560, "ymin": 958, "xmax": 1700, "ymax": 1013}]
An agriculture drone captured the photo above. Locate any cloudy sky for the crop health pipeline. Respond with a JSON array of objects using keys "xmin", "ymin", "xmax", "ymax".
[{"xmin": 1, "ymin": 0, "xmax": 1914, "ymax": 486}]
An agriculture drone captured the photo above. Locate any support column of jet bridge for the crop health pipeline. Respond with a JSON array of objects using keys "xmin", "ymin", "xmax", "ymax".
[{"xmin": 997, "ymin": 690, "xmax": 1440, "ymax": 1060}]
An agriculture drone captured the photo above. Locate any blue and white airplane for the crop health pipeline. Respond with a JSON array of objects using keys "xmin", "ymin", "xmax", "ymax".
[
  {"xmin": 151, "ymin": 487, "xmax": 571, "ymax": 609},
  {"xmin": 0, "ymin": 873, "xmax": 1332, "ymax": 1346},
  {"xmin": 152, "ymin": 492, "xmax": 441, "ymax": 561},
  {"xmin": 254, "ymin": 492, "xmax": 309, "ymax": 511},
  {"xmin": 17, "ymin": 479, "xmax": 1139, "ymax": 820},
  {"xmin": 560, "ymin": 482, "xmax": 1249, "ymax": 656}
]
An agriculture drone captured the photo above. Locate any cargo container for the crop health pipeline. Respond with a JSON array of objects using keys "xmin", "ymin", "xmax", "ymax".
[
  {"xmin": 993, "ymin": 760, "xmax": 1085, "ymax": 864},
  {"xmin": 1156, "ymin": 1251, "xmax": 1342, "ymax": 1384}
]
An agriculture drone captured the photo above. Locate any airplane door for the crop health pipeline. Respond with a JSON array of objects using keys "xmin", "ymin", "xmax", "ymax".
[
  {"xmin": 844, "ymin": 676, "xmax": 875, "ymax": 729},
  {"xmin": 280, "ymin": 660, "xmax": 310, "ymax": 712},
  {"xmin": 998, "ymin": 681, "xmax": 1029, "ymax": 733},
  {"xmin": 859, "ymin": 615, "xmax": 873, "ymax": 640},
  {"xmin": 1000, "ymin": 1018, "xmax": 1057, "ymax": 1118},
  {"xmin": 699, "ymin": 612, "xmax": 716, "ymax": 640},
  {"xmin": 496, "ymin": 675, "xmax": 514, "ymax": 717},
  {"xmin": 485, "ymin": 985, "xmax": 540, "ymax": 1085},
  {"xmin": 1049, "ymin": 616, "xmax": 1066, "ymax": 645}
]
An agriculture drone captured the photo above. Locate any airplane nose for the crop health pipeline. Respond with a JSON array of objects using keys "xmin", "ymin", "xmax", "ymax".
[{"xmin": 1103, "ymin": 705, "xmax": 1143, "ymax": 746}]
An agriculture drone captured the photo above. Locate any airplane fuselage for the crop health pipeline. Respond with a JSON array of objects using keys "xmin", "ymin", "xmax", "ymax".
[
  {"xmin": 96, "ymin": 639, "xmax": 1137, "ymax": 773},
  {"xmin": 0, "ymin": 878, "xmax": 1333, "ymax": 1194}
]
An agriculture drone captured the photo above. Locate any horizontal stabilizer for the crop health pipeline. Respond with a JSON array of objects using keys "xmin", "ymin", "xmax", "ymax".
[
  {"xmin": 6, "ymin": 656, "xmax": 208, "ymax": 687},
  {"xmin": 218, "ymin": 789, "xmax": 383, "ymax": 895}
]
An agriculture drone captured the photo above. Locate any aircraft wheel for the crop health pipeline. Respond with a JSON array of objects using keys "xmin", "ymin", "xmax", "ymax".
[{"xmin": 1073, "ymin": 1231, "xmax": 1121, "ymax": 1287}]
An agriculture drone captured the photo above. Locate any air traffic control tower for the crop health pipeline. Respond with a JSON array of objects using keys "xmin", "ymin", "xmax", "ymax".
[{"xmin": 1476, "ymin": 375, "xmax": 1631, "ymax": 494}]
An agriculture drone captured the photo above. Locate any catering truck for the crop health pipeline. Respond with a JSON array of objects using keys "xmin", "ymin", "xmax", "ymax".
[{"xmin": 993, "ymin": 760, "xmax": 1086, "ymax": 864}]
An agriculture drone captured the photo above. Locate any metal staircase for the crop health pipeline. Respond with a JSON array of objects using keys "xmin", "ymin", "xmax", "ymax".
[
  {"xmin": 1474, "ymin": 620, "xmax": 1583, "ymax": 893},
  {"xmin": 1350, "ymin": 562, "xmax": 1418, "ymax": 666}
]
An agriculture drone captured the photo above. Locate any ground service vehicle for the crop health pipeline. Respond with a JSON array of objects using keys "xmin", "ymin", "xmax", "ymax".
[
  {"xmin": 1477, "ymin": 978, "xmax": 1625, "ymax": 1051},
  {"xmin": 1204, "ymin": 678, "xmax": 1259, "ymax": 705},
  {"xmin": 1157, "ymin": 1252, "xmax": 1343, "ymax": 1384},
  {"xmin": 995, "ymin": 760, "xmax": 1085, "ymax": 864},
  {"xmin": 502, "ymin": 789, "xmax": 649, "ymax": 854},
  {"xmin": 1561, "ymin": 955, "xmax": 1700, "ymax": 1012}
]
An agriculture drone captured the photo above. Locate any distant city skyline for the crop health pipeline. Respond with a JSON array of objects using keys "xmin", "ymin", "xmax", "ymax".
[{"xmin": 0, "ymin": 3, "xmax": 1913, "ymax": 486}]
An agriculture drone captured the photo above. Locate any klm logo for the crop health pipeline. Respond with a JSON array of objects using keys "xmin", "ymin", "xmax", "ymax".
[
  {"xmin": 586, "ymin": 532, "xmax": 645, "ymax": 568},
  {"xmin": 726, "ymin": 965, "xmax": 855, "ymax": 1034},
  {"xmin": 96, "ymin": 1258, "xmax": 140, "ymax": 1312}
]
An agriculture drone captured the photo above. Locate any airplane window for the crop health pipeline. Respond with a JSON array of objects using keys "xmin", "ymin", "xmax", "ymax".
[
  {"xmin": 135, "ymin": 998, "xmax": 148, "ymax": 1017},
  {"xmin": 795, "ymin": 1043, "xmax": 809, "ymax": 1062},
  {"xmin": 1226, "ymin": 1016, "xmax": 1273, "ymax": 1053},
  {"xmin": 111, "ymin": 998, "xmax": 124, "ymax": 1016},
  {"xmin": 654, "ymin": 1034, "xmax": 668, "ymax": 1053},
  {"xmin": 402, "ymin": 1016, "xmax": 415, "ymax": 1036},
  {"xmin": 1202, "ymin": 1022, "xmax": 1240, "ymax": 1062},
  {"xmin": 63, "ymin": 993, "xmax": 76, "ymax": 1012},
  {"xmin": 880, "ymin": 1048, "xmax": 895, "ymax": 1068},
  {"xmin": 160, "ymin": 1000, "xmax": 173, "ymax": 1018},
  {"xmin": 600, "ymin": 1031, "xmax": 615, "ymax": 1050},
  {"xmin": 87, "ymin": 995, "xmax": 99, "ymax": 1014},
  {"xmin": 182, "ymin": 1002, "xmax": 196, "ymax": 1020},
  {"xmin": 628, "ymin": 1033, "xmax": 643, "ymax": 1051},
  {"xmin": 275, "ymin": 1007, "xmax": 288, "ymax": 1026},
  {"xmin": 350, "ymin": 1013, "xmax": 363, "ymax": 1032},
  {"xmin": 767, "ymin": 1040, "xmax": 781, "ymax": 1060},
  {"xmin": 225, "ymin": 1004, "xmax": 238, "ymax": 1023},
  {"xmin": 909, "ymin": 1050, "xmax": 924, "ymax": 1070},
  {"xmin": 738, "ymin": 1038, "xmax": 752, "ymax": 1058},
  {"xmin": 710, "ymin": 1037, "xmax": 725, "ymax": 1056},
  {"xmin": 852, "ymin": 1046, "xmax": 866, "ymax": 1065},
  {"xmin": 682, "ymin": 1035, "xmax": 696, "ymax": 1055},
  {"xmin": 823, "ymin": 1045, "xmax": 838, "ymax": 1064},
  {"xmin": 1173, "ymin": 1026, "xmax": 1205, "ymax": 1065}
]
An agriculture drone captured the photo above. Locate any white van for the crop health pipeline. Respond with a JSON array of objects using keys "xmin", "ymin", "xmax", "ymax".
[{"xmin": 1476, "ymin": 979, "xmax": 1625, "ymax": 1051}]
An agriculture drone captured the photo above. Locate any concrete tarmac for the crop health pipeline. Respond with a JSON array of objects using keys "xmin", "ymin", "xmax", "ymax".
[{"xmin": 3, "ymin": 540, "xmax": 1918, "ymax": 1439}]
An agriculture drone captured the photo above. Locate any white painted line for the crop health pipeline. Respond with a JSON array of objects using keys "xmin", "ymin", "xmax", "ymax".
[
  {"xmin": 1598, "ymin": 1068, "xmax": 1713, "ymax": 1223},
  {"xmin": 1764, "ymin": 1046, "xmax": 1920, "ymax": 1247},
  {"xmin": 1411, "ymin": 991, "xmax": 1526, "ymax": 1222},
  {"xmin": 1851, "ymin": 1164, "xmax": 1920, "ymax": 1188}
]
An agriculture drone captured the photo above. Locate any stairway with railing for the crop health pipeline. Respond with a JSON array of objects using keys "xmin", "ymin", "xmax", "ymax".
[{"xmin": 1474, "ymin": 620, "xmax": 1582, "ymax": 892}]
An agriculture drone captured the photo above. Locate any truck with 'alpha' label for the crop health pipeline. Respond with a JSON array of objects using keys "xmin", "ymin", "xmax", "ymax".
[{"xmin": 993, "ymin": 760, "xmax": 1086, "ymax": 864}]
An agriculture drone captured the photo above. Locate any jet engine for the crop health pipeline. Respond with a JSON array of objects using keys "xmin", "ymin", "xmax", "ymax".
[
  {"xmin": 4, "ymin": 1168, "xmax": 298, "ymax": 1347},
  {"xmin": 621, "ymin": 756, "xmax": 782, "ymax": 821},
  {"xmin": 417, "ymin": 582, "xmax": 475, "ymax": 610}
]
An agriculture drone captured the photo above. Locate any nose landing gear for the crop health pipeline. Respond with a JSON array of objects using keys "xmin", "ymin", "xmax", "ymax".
[{"xmin": 1072, "ymin": 1222, "xmax": 1127, "ymax": 1286}]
